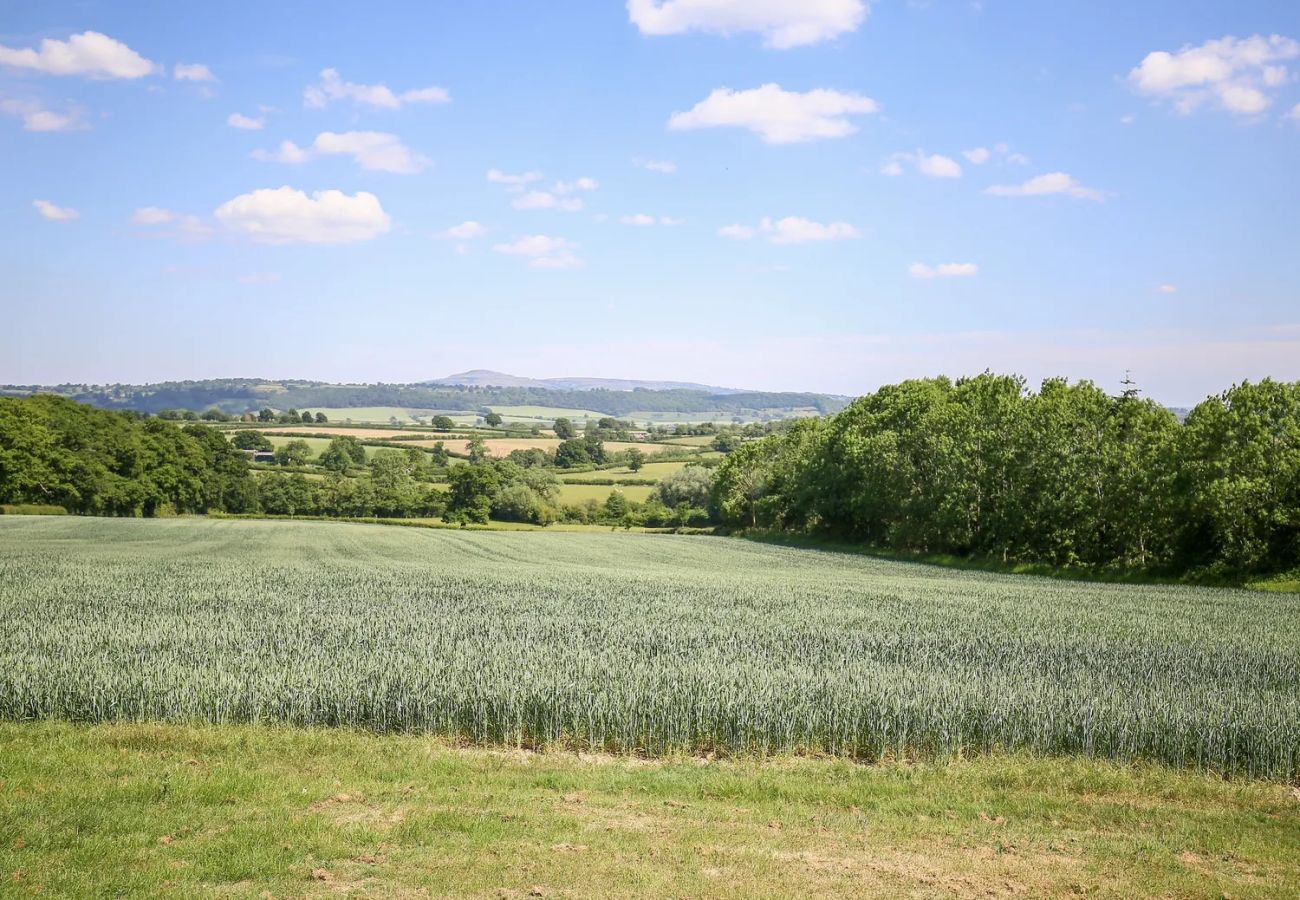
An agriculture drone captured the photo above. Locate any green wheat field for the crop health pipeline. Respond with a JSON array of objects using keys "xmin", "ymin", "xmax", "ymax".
[{"xmin": 2, "ymin": 516, "xmax": 1297, "ymax": 780}]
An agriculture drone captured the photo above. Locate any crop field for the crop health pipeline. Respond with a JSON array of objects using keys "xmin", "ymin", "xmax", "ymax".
[{"xmin": 1, "ymin": 517, "xmax": 1297, "ymax": 780}]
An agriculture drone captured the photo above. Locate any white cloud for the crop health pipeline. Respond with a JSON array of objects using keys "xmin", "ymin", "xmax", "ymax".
[
  {"xmin": 487, "ymin": 168, "xmax": 543, "ymax": 188},
  {"xmin": 251, "ymin": 139, "xmax": 311, "ymax": 164},
  {"xmin": 0, "ymin": 31, "xmax": 155, "ymax": 79},
  {"xmin": 1157, "ymin": 284, "xmax": 1178, "ymax": 294},
  {"xmin": 1286, "ymin": 102, "xmax": 1300, "ymax": 121},
  {"xmin": 620, "ymin": 213, "xmax": 657, "ymax": 226},
  {"xmin": 1120, "ymin": 114, "xmax": 1136, "ymax": 125},
  {"xmin": 640, "ymin": 159, "xmax": 677, "ymax": 173},
  {"xmin": 1128, "ymin": 34, "xmax": 1300, "ymax": 116},
  {"xmin": 910, "ymin": 262, "xmax": 978, "ymax": 279},
  {"xmin": 722, "ymin": 216, "xmax": 857, "ymax": 243},
  {"xmin": 627, "ymin": 0, "xmax": 867, "ymax": 49},
  {"xmin": 312, "ymin": 131, "xmax": 429, "ymax": 174},
  {"xmin": 215, "ymin": 187, "xmax": 391, "ymax": 244},
  {"xmin": 227, "ymin": 112, "xmax": 264, "ymax": 130},
  {"xmin": 719, "ymin": 224, "xmax": 756, "ymax": 240},
  {"xmin": 882, "ymin": 149, "xmax": 962, "ymax": 178},
  {"xmin": 669, "ymin": 83, "xmax": 878, "ymax": 143},
  {"xmin": 174, "ymin": 63, "xmax": 214, "ymax": 82},
  {"xmin": 33, "ymin": 199, "xmax": 78, "ymax": 221},
  {"xmin": 252, "ymin": 132, "xmax": 428, "ymax": 174},
  {"xmin": 917, "ymin": 152, "xmax": 961, "ymax": 178},
  {"xmin": 130, "ymin": 207, "xmax": 174, "ymax": 225},
  {"xmin": 761, "ymin": 215, "xmax": 859, "ymax": 244},
  {"xmin": 0, "ymin": 98, "xmax": 84, "ymax": 132},
  {"xmin": 303, "ymin": 68, "xmax": 450, "ymax": 110},
  {"xmin": 512, "ymin": 191, "xmax": 583, "ymax": 212},
  {"xmin": 985, "ymin": 172, "xmax": 1106, "ymax": 202},
  {"xmin": 659, "ymin": 216, "xmax": 685, "ymax": 226},
  {"xmin": 962, "ymin": 144, "xmax": 1027, "ymax": 166},
  {"xmin": 492, "ymin": 234, "xmax": 582, "ymax": 268},
  {"xmin": 129, "ymin": 207, "xmax": 213, "ymax": 241},
  {"xmin": 442, "ymin": 220, "xmax": 487, "ymax": 239},
  {"xmin": 553, "ymin": 177, "xmax": 599, "ymax": 194}
]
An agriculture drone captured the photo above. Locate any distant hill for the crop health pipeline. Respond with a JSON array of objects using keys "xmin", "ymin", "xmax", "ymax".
[
  {"xmin": 427, "ymin": 369, "xmax": 748, "ymax": 395},
  {"xmin": 0, "ymin": 377, "xmax": 847, "ymax": 420}
]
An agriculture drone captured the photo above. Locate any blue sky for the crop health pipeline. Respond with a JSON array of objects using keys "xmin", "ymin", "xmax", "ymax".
[{"xmin": 2, "ymin": 1, "xmax": 1298, "ymax": 405}]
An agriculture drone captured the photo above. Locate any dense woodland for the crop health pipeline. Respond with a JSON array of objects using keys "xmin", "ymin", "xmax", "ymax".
[
  {"xmin": 0, "ymin": 378, "xmax": 844, "ymax": 418},
  {"xmin": 712, "ymin": 374, "xmax": 1300, "ymax": 579}
]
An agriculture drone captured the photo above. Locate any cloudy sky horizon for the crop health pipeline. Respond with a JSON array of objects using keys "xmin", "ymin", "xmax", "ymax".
[{"xmin": 2, "ymin": 1, "xmax": 1298, "ymax": 406}]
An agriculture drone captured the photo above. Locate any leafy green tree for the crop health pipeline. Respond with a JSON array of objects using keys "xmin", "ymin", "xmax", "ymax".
[
  {"xmin": 445, "ymin": 464, "xmax": 499, "ymax": 524},
  {"xmin": 552, "ymin": 417, "xmax": 576, "ymax": 440},
  {"xmin": 625, "ymin": 448, "xmax": 645, "ymax": 473},
  {"xmin": 603, "ymin": 490, "xmax": 629, "ymax": 521},
  {"xmin": 274, "ymin": 439, "xmax": 312, "ymax": 467},
  {"xmin": 652, "ymin": 465, "xmax": 713, "ymax": 510},
  {"xmin": 467, "ymin": 437, "xmax": 489, "ymax": 463},
  {"xmin": 431, "ymin": 415, "xmax": 455, "ymax": 431},
  {"xmin": 318, "ymin": 436, "xmax": 366, "ymax": 473},
  {"xmin": 484, "ymin": 411, "xmax": 503, "ymax": 427},
  {"xmin": 231, "ymin": 430, "xmax": 274, "ymax": 452},
  {"xmin": 314, "ymin": 412, "xmax": 328, "ymax": 424}
]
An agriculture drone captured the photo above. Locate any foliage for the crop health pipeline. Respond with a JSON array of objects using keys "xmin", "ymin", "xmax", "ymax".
[
  {"xmin": 712, "ymin": 374, "xmax": 1300, "ymax": 579},
  {"xmin": 273, "ymin": 439, "xmax": 312, "ymax": 467},
  {"xmin": 317, "ymin": 436, "xmax": 367, "ymax": 473},
  {"xmin": 651, "ymin": 464, "xmax": 714, "ymax": 510},
  {"xmin": 0, "ymin": 395, "xmax": 256, "ymax": 516},
  {"xmin": 231, "ymin": 429, "xmax": 273, "ymax": 451}
]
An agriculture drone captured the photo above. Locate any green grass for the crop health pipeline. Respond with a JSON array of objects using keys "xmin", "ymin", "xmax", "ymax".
[
  {"xmin": 555, "ymin": 482, "xmax": 656, "ymax": 504},
  {"xmin": 1, "ymin": 517, "xmax": 1298, "ymax": 780},
  {"xmin": 560, "ymin": 460, "xmax": 688, "ymax": 483},
  {"xmin": 301, "ymin": 407, "xmax": 454, "ymax": 424},
  {"xmin": 0, "ymin": 503, "xmax": 67, "ymax": 515},
  {"xmin": 1, "ymin": 721, "xmax": 1296, "ymax": 898},
  {"xmin": 489, "ymin": 405, "xmax": 608, "ymax": 421}
]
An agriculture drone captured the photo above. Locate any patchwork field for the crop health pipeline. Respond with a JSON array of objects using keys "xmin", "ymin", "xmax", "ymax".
[
  {"xmin": 559, "ymin": 460, "xmax": 689, "ymax": 482},
  {"xmin": 555, "ymin": 483, "xmax": 656, "ymax": 504},
  {"xmin": 300, "ymin": 407, "xmax": 461, "ymax": 424},
  {"xmin": 488, "ymin": 405, "xmax": 608, "ymax": 420},
  {"xmin": 1, "ymin": 516, "xmax": 1297, "ymax": 780},
  {"xmin": 256, "ymin": 425, "xmax": 441, "ymax": 439}
]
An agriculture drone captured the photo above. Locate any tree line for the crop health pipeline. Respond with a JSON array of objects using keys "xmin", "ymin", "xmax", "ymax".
[{"xmin": 711, "ymin": 374, "xmax": 1300, "ymax": 579}]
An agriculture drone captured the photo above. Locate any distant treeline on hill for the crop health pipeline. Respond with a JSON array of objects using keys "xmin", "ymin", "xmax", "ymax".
[
  {"xmin": 712, "ymin": 373, "xmax": 1300, "ymax": 580},
  {"xmin": 0, "ymin": 378, "xmax": 845, "ymax": 418}
]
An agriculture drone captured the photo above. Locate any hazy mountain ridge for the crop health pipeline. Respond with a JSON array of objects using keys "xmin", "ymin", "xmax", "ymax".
[
  {"xmin": 426, "ymin": 369, "xmax": 750, "ymax": 394},
  {"xmin": 0, "ymin": 377, "xmax": 845, "ymax": 418}
]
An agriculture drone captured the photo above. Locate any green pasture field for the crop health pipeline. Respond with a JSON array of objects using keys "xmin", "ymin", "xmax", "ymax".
[
  {"xmin": 555, "ymin": 483, "xmax": 656, "ymax": 504},
  {"xmin": 300, "ymin": 407, "xmax": 452, "ymax": 424},
  {"xmin": 1, "ymin": 516, "xmax": 1297, "ymax": 780},
  {"xmin": 559, "ymin": 460, "xmax": 689, "ymax": 482},
  {"xmin": 1, "ymin": 721, "xmax": 1296, "ymax": 899},
  {"xmin": 658, "ymin": 434, "xmax": 718, "ymax": 447},
  {"xmin": 488, "ymin": 405, "xmax": 608, "ymax": 421}
]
